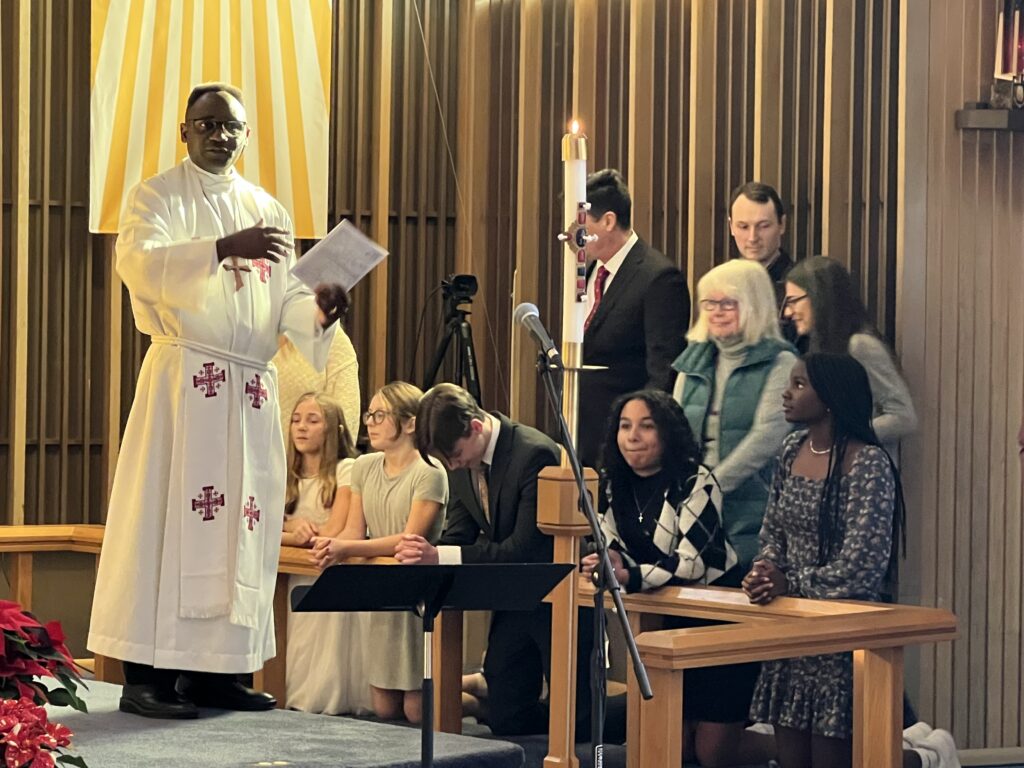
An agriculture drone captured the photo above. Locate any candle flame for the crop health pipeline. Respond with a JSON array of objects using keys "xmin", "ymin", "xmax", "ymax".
[{"xmin": 570, "ymin": 119, "xmax": 580, "ymax": 134}]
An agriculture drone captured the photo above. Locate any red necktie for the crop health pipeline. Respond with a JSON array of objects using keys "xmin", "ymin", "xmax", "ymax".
[{"xmin": 584, "ymin": 265, "xmax": 610, "ymax": 331}]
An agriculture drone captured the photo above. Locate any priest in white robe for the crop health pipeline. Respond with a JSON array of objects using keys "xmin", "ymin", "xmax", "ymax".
[{"xmin": 88, "ymin": 83, "xmax": 348, "ymax": 719}]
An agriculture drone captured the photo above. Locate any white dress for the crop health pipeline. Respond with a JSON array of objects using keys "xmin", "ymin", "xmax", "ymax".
[
  {"xmin": 285, "ymin": 458, "xmax": 373, "ymax": 714},
  {"xmin": 88, "ymin": 158, "xmax": 334, "ymax": 673}
]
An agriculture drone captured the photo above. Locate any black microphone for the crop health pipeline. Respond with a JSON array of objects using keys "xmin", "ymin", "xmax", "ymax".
[{"xmin": 513, "ymin": 302, "xmax": 562, "ymax": 367}]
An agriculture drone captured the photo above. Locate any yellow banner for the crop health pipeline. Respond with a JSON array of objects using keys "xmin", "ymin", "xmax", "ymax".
[{"xmin": 90, "ymin": 0, "xmax": 332, "ymax": 237}]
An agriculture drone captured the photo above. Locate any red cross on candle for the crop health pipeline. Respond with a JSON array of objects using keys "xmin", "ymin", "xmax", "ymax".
[
  {"xmin": 252, "ymin": 259, "xmax": 272, "ymax": 283},
  {"xmin": 193, "ymin": 362, "xmax": 226, "ymax": 398},
  {"xmin": 243, "ymin": 495, "xmax": 261, "ymax": 531},
  {"xmin": 192, "ymin": 485, "xmax": 224, "ymax": 522},
  {"xmin": 245, "ymin": 374, "xmax": 268, "ymax": 409}
]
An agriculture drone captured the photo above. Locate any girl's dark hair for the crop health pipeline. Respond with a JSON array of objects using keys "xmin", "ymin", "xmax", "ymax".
[
  {"xmin": 786, "ymin": 256, "xmax": 872, "ymax": 353},
  {"xmin": 598, "ymin": 390, "xmax": 702, "ymax": 490},
  {"xmin": 803, "ymin": 353, "xmax": 906, "ymax": 576}
]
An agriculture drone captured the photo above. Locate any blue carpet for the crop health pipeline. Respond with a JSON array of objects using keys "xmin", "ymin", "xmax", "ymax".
[{"xmin": 49, "ymin": 681, "xmax": 524, "ymax": 767}]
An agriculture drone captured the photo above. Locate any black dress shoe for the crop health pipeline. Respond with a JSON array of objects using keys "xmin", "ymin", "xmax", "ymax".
[
  {"xmin": 178, "ymin": 677, "xmax": 277, "ymax": 711},
  {"xmin": 119, "ymin": 683, "xmax": 199, "ymax": 719}
]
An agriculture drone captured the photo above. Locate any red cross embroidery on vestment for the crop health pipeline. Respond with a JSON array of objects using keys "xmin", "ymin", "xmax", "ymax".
[
  {"xmin": 193, "ymin": 362, "xmax": 226, "ymax": 398},
  {"xmin": 253, "ymin": 259, "xmax": 272, "ymax": 283},
  {"xmin": 192, "ymin": 485, "xmax": 224, "ymax": 522},
  {"xmin": 243, "ymin": 496, "xmax": 261, "ymax": 531},
  {"xmin": 245, "ymin": 374, "xmax": 268, "ymax": 409}
]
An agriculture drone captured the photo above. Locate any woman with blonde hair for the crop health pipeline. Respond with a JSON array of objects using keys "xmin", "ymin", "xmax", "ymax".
[
  {"xmin": 281, "ymin": 392, "xmax": 371, "ymax": 714},
  {"xmin": 312, "ymin": 381, "xmax": 448, "ymax": 724},
  {"xmin": 669, "ymin": 258, "xmax": 796, "ymax": 766}
]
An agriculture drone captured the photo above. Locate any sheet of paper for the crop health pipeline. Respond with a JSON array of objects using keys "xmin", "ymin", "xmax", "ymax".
[{"xmin": 290, "ymin": 219, "xmax": 388, "ymax": 291}]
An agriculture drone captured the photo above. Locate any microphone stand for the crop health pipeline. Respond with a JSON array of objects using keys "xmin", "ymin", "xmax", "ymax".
[{"xmin": 535, "ymin": 352, "xmax": 653, "ymax": 767}]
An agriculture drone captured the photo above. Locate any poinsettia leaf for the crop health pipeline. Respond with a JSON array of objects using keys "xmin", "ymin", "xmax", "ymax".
[
  {"xmin": 46, "ymin": 685, "xmax": 86, "ymax": 714},
  {"xmin": 56, "ymin": 755, "xmax": 89, "ymax": 768}
]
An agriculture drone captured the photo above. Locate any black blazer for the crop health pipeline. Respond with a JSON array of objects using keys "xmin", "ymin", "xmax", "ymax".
[
  {"xmin": 578, "ymin": 238, "xmax": 690, "ymax": 469},
  {"xmin": 439, "ymin": 413, "xmax": 561, "ymax": 563}
]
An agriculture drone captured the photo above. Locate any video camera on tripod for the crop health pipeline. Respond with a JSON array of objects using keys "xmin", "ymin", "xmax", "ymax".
[{"xmin": 423, "ymin": 274, "xmax": 482, "ymax": 404}]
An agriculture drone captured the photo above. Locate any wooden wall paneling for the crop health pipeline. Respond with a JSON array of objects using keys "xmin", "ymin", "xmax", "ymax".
[
  {"xmin": 32, "ymin": 0, "xmax": 53, "ymax": 525},
  {"xmin": 686, "ymin": 0, "xmax": 717, "ymax": 285},
  {"xmin": 1, "ymin": 0, "xmax": 6, "ymax": 517},
  {"xmin": 510, "ymin": 0, "xmax": 545, "ymax": 429},
  {"xmin": 390, "ymin": 0, "xmax": 414, "ymax": 385},
  {"xmin": 59, "ymin": 0, "xmax": 73, "ymax": 524},
  {"xmin": 436, "ymin": 1, "xmax": 455, "ymax": 392},
  {"xmin": 961, "ymin": 1, "xmax": 987, "ymax": 747},
  {"xmin": 627, "ymin": 0, "xmax": 656, "ymax": 241},
  {"xmin": 370, "ymin": 2, "xmax": 457, "ymax": 397},
  {"xmin": 985, "ymin": 128, "xmax": 1008, "ymax": 750},
  {"xmin": 647, "ymin": 0, "xmax": 689, "ymax": 271},
  {"xmin": 9, "ymin": 0, "xmax": 30, "ymax": 525},
  {"xmin": 672, "ymin": 0, "xmax": 692, "ymax": 279},
  {"xmin": 923, "ymin": 0, "xmax": 950, "ymax": 731},
  {"xmin": 930, "ymin": 0, "xmax": 955, "ymax": 723},
  {"xmin": 720, "ymin": 0, "xmax": 755, "ymax": 264},
  {"xmin": 572, "ymin": 0, "xmax": 597, "ymax": 133},
  {"xmin": 330, "ymin": 0, "xmax": 371, "ymax": 410},
  {"xmin": 821, "ymin": 0, "xmax": 854, "ymax": 262},
  {"xmin": 896, "ymin": 0, "xmax": 933, "ymax": 726},
  {"xmin": 857, "ymin": 0, "xmax": 877, "ymax": 320},
  {"xmin": 1005, "ymin": 132, "xmax": 1024, "ymax": 749},
  {"xmin": 534, "ymin": 0, "xmax": 574, "ymax": 434},
  {"xmin": 590, "ymin": 0, "xmax": 629, "ymax": 175},
  {"xmin": 487, "ymin": 0, "xmax": 521, "ymax": 417},
  {"xmin": 711, "ymin": 0, "xmax": 728, "ymax": 264},
  {"xmin": 368, "ymin": 0, "xmax": 394, "ymax": 395},
  {"xmin": 939, "ymin": 0, "xmax": 966, "ymax": 740},
  {"xmin": 0, "ymin": 0, "xmax": 7, "ymax": 520},
  {"xmin": 754, "ymin": 0, "xmax": 785, "ymax": 187},
  {"xmin": 456, "ymin": 0, "xmax": 519, "ymax": 414}
]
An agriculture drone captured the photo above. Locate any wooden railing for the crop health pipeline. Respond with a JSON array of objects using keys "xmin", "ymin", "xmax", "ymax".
[
  {"xmin": 568, "ymin": 581, "xmax": 958, "ymax": 768},
  {"xmin": 0, "ymin": 523, "xmax": 958, "ymax": 768},
  {"xmin": 0, "ymin": 525, "xmax": 398, "ymax": 711}
]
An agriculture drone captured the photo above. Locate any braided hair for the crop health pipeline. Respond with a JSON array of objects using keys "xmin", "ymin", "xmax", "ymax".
[{"xmin": 804, "ymin": 353, "xmax": 907, "ymax": 576}]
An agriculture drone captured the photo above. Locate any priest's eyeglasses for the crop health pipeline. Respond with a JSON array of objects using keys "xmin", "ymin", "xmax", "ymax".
[
  {"xmin": 362, "ymin": 409, "xmax": 394, "ymax": 425},
  {"xmin": 189, "ymin": 118, "xmax": 247, "ymax": 137}
]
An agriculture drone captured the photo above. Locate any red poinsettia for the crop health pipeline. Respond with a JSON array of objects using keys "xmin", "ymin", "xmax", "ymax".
[{"xmin": 0, "ymin": 603, "xmax": 87, "ymax": 768}]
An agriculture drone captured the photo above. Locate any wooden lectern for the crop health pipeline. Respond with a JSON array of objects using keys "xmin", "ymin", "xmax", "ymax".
[{"xmin": 536, "ymin": 464, "xmax": 594, "ymax": 768}]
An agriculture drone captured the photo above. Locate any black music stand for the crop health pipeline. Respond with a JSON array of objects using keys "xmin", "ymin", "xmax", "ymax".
[{"xmin": 292, "ymin": 563, "xmax": 574, "ymax": 768}]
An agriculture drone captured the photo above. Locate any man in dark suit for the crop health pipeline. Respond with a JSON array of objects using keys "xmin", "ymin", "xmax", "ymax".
[
  {"xmin": 396, "ymin": 383, "xmax": 591, "ymax": 737},
  {"xmin": 579, "ymin": 169, "xmax": 691, "ymax": 469}
]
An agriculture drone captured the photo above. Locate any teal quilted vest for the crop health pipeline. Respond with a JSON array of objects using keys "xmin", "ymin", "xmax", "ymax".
[{"xmin": 671, "ymin": 337, "xmax": 792, "ymax": 570}]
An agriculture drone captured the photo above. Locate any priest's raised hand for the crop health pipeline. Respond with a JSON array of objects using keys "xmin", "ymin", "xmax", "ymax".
[
  {"xmin": 215, "ymin": 218, "xmax": 293, "ymax": 263},
  {"xmin": 315, "ymin": 283, "xmax": 350, "ymax": 329}
]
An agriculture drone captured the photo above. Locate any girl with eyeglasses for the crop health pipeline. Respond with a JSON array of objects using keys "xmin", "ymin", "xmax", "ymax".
[
  {"xmin": 280, "ymin": 392, "xmax": 372, "ymax": 715},
  {"xmin": 783, "ymin": 255, "xmax": 917, "ymax": 447},
  {"xmin": 743, "ymin": 353, "xmax": 957, "ymax": 768},
  {"xmin": 668, "ymin": 258, "xmax": 796, "ymax": 766},
  {"xmin": 311, "ymin": 381, "xmax": 448, "ymax": 724}
]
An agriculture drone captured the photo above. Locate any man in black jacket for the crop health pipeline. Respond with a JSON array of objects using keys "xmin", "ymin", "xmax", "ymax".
[
  {"xmin": 728, "ymin": 181, "xmax": 792, "ymax": 303},
  {"xmin": 396, "ymin": 383, "xmax": 591, "ymax": 737},
  {"xmin": 579, "ymin": 169, "xmax": 690, "ymax": 470}
]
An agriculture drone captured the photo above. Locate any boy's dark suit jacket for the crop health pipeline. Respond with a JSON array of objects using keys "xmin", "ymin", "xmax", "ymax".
[
  {"xmin": 437, "ymin": 412, "xmax": 593, "ymax": 737},
  {"xmin": 579, "ymin": 238, "xmax": 690, "ymax": 468},
  {"xmin": 439, "ymin": 413, "xmax": 560, "ymax": 562}
]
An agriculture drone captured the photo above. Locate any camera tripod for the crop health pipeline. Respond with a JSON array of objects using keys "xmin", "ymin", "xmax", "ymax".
[{"xmin": 422, "ymin": 290, "xmax": 483, "ymax": 404}]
